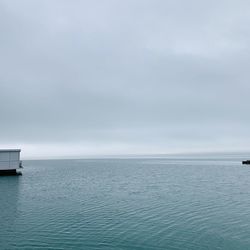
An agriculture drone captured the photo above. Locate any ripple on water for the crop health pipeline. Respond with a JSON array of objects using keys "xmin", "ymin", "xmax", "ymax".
[{"xmin": 1, "ymin": 158, "xmax": 250, "ymax": 249}]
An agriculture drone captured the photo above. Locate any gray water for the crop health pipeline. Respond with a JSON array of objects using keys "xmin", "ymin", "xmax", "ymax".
[{"xmin": 1, "ymin": 155, "xmax": 250, "ymax": 250}]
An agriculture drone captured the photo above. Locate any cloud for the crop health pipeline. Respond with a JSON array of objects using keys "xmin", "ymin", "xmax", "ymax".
[{"xmin": 1, "ymin": 0, "xmax": 250, "ymax": 157}]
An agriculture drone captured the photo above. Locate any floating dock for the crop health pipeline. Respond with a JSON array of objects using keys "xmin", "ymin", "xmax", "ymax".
[{"xmin": 0, "ymin": 149, "xmax": 22, "ymax": 175}]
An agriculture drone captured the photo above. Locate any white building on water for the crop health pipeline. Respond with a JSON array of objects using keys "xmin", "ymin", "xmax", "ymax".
[{"xmin": 0, "ymin": 149, "xmax": 22, "ymax": 175}]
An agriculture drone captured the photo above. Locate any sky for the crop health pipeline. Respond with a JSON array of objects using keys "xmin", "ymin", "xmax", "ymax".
[{"xmin": 1, "ymin": 0, "xmax": 250, "ymax": 159}]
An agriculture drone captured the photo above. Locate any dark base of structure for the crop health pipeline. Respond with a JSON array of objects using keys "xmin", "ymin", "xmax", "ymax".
[
  {"xmin": 242, "ymin": 160, "xmax": 250, "ymax": 165},
  {"xmin": 0, "ymin": 170, "xmax": 22, "ymax": 176}
]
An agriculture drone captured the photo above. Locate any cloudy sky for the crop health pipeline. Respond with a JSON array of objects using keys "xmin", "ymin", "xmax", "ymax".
[{"xmin": 1, "ymin": 0, "xmax": 250, "ymax": 158}]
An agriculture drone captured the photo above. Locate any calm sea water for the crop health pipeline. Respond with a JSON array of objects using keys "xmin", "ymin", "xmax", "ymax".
[{"xmin": 1, "ymin": 155, "xmax": 250, "ymax": 250}]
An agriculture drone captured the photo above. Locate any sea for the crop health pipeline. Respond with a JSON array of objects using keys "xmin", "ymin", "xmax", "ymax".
[{"xmin": 1, "ymin": 153, "xmax": 250, "ymax": 250}]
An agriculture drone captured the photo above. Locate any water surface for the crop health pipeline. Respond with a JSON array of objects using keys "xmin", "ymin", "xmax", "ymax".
[{"xmin": 1, "ymin": 155, "xmax": 250, "ymax": 249}]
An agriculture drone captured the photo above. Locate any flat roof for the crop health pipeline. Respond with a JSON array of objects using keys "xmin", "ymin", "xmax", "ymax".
[{"xmin": 0, "ymin": 149, "xmax": 21, "ymax": 152}]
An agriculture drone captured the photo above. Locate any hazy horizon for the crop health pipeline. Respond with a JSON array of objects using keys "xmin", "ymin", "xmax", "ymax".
[
  {"xmin": 1, "ymin": 0, "xmax": 250, "ymax": 158},
  {"xmin": 16, "ymin": 150, "xmax": 250, "ymax": 161}
]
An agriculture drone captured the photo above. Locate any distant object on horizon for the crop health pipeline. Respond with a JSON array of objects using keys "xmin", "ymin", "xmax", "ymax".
[
  {"xmin": 0, "ymin": 149, "xmax": 22, "ymax": 175},
  {"xmin": 242, "ymin": 160, "xmax": 250, "ymax": 165}
]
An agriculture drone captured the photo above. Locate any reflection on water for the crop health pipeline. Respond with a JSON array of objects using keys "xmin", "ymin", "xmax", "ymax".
[
  {"xmin": 1, "ymin": 156, "xmax": 250, "ymax": 249},
  {"xmin": 0, "ymin": 176, "xmax": 21, "ymax": 249}
]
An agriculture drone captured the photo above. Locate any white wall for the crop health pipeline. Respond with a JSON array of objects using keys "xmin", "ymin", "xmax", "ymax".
[{"xmin": 0, "ymin": 151, "xmax": 20, "ymax": 170}]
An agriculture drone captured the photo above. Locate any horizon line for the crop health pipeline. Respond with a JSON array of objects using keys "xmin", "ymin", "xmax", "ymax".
[{"xmin": 21, "ymin": 150, "xmax": 250, "ymax": 161}]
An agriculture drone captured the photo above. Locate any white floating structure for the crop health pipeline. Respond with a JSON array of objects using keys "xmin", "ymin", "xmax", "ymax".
[{"xmin": 0, "ymin": 149, "xmax": 22, "ymax": 175}]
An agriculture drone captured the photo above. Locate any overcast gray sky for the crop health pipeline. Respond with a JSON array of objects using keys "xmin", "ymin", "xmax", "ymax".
[{"xmin": 1, "ymin": 0, "xmax": 250, "ymax": 158}]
